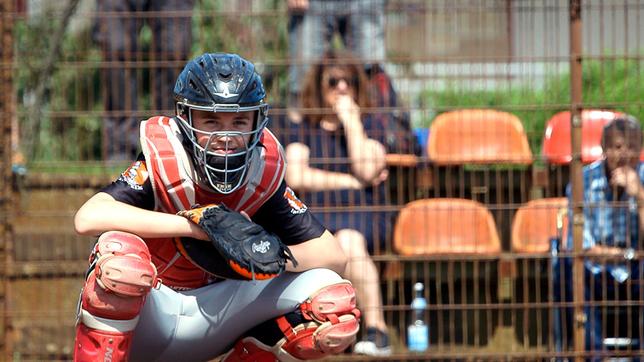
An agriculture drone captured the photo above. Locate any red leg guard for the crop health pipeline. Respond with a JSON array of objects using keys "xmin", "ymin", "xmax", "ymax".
[
  {"xmin": 74, "ymin": 323, "xmax": 133, "ymax": 362},
  {"xmin": 74, "ymin": 231, "xmax": 158, "ymax": 362}
]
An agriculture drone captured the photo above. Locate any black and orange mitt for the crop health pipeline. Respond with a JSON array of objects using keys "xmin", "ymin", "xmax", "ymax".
[{"xmin": 177, "ymin": 204, "xmax": 297, "ymax": 280}]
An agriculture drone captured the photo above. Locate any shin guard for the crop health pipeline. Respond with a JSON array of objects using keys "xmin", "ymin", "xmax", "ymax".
[
  {"xmin": 74, "ymin": 231, "xmax": 158, "ymax": 362},
  {"xmin": 74, "ymin": 324, "xmax": 134, "ymax": 362}
]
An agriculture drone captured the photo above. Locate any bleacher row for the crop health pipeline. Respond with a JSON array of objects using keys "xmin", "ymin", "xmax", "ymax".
[
  {"xmin": 374, "ymin": 108, "xmax": 637, "ymax": 352},
  {"xmin": 388, "ymin": 108, "xmax": 634, "ymax": 257}
]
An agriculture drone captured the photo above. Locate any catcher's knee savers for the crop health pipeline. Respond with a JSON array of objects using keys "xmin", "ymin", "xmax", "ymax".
[
  {"xmin": 224, "ymin": 281, "xmax": 361, "ymax": 361},
  {"xmin": 80, "ymin": 231, "xmax": 158, "ymax": 327}
]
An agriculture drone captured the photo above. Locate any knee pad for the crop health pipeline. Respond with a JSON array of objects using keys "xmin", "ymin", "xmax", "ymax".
[
  {"xmin": 92, "ymin": 231, "xmax": 158, "ymax": 297},
  {"xmin": 81, "ymin": 231, "xmax": 159, "ymax": 321},
  {"xmin": 222, "ymin": 281, "xmax": 360, "ymax": 362}
]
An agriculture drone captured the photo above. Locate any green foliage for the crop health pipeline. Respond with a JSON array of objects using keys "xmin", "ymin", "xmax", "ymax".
[
  {"xmin": 192, "ymin": 0, "xmax": 290, "ymax": 105},
  {"xmin": 15, "ymin": 1, "xmax": 293, "ymax": 166},
  {"xmin": 15, "ymin": 11, "xmax": 104, "ymax": 163},
  {"xmin": 419, "ymin": 59, "xmax": 643, "ymax": 156}
]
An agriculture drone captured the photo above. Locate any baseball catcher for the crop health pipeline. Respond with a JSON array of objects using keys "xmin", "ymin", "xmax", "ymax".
[{"xmin": 72, "ymin": 53, "xmax": 360, "ymax": 362}]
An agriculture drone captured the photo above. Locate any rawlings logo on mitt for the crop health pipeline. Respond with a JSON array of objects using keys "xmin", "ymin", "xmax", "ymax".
[{"xmin": 177, "ymin": 204, "xmax": 297, "ymax": 280}]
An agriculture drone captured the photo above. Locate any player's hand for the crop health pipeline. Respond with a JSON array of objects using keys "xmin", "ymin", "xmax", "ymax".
[{"xmin": 610, "ymin": 166, "xmax": 642, "ymax": 197}]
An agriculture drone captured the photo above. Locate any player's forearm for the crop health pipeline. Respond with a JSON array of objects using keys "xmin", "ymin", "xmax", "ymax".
[{"xmin": 74, "ymin": 192, "xmax": 206, "ymax": 239}]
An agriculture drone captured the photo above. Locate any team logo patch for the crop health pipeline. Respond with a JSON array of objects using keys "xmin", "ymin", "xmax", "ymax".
[
  {"xmin": 284, "ymin": 187, "xmax": 307, "ymax": 214},
  {"xmin": 118, "ymin": 161, "xmax": 148, "ymax": 191}
]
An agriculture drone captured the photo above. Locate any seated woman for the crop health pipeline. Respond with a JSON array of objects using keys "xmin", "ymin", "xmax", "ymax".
[{"xmin": 284, "ymin": 50, "xmax": 392, "ymax": 357}]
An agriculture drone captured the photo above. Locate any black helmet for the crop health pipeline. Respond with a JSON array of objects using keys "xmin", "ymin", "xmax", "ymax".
[{"xmin": 173, "ymin": 53, "xmax": 269, "ymax": 194}]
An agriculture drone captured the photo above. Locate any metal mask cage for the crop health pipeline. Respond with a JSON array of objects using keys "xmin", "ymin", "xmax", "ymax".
[{"xmin": 175, "ymin": 100, "xmax": 269, "ymax": 194}]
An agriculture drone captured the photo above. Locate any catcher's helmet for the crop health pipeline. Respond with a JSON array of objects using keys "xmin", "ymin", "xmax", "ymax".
[{"xmin": 173, "ymin": 53, "xmax": 269, "ymax": 194}]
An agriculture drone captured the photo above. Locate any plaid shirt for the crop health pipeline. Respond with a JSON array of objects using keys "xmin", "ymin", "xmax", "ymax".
[{"xmin": 566, "ymin": 160, "xmax": 644, "ymax": 282}]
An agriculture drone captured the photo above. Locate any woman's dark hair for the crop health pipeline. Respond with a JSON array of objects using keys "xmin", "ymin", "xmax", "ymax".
[{"xmin": 299, "ymin": 50, "xmax": 373, "ymax": 124}]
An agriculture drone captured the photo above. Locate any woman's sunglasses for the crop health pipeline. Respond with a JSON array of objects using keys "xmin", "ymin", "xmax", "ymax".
[{"xmin": 327, "ymin": 75, "xmax": 356, "ymax": 88}]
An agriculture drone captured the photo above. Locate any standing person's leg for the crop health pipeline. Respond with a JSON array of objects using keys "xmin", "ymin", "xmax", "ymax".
[
  {"xmin": 345, "ymin": 0, "xmax": 386, "ymax": 68},
  {"xmin": 95, "ymin": 0, "xmax": 143, "ymax": 160},
  {"xmin": 288, "ymin": 0, "xmax": 331, "ymax": 113},
  {"xmin": 149, "ymin": 0, "xmax": 195, "ymax": 114}
]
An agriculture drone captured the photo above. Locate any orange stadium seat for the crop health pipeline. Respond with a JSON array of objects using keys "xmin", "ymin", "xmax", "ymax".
[
  {"xmin": 393, "ymin": 198, "xmax": 501, "ymax": 256},
  {"xmin": 511, "ymin": 198, "xmax": 568, "ymax": 254},
  {"xmin": 427, "ymin": 109, "xmax": 533, "ymax": 165},
  {"xmin": 541, "ymin": 109, "xmax": 644, "ymax": 164}
]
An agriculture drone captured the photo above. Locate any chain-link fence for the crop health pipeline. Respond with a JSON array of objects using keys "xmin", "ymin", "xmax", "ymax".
[{"xmin": 1, "ymin": 0, "xmax": 642, "ymax": 360}]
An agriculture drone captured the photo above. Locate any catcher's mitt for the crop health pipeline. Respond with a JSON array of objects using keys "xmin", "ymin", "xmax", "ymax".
[{"xmin": 177, "ymin": 204, "xmax": 297, "ymax": 280}]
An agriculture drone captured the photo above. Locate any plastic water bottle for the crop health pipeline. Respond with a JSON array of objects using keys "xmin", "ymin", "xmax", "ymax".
[{"xmin": 407, "ymin": 282, "xmax": 429, "ymax": 352}]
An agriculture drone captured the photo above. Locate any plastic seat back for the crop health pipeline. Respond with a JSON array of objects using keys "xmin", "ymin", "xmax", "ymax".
[
  {"xmin": 427, "ymin": 109, "xmax": 533, "ymax": 165},
  {"xmin": 393, "ymin": 198, "xmax": 501, "ymax": 256},
  {"xmin": 541, "ymin": 110, "xmax": 644, "ymax": 165},
  {"xmin": 511, "ymin": 198, "xmax": 568, "ymax": 253}
]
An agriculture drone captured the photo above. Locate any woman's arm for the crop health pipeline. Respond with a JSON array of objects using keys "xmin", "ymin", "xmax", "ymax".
[
  {"xmin": 285, "ymin": 142, "xmax": 363, "ymax": 192},
  {"xmin": 285, "ymin": 230, "xmax": 347, "ymax": 274},
  {"xmin": 334, "ymin": 95, "xmax": 387, "ymax": 182},
  {"xmin": 74, "ymin": 192, "xmax": 207, "ymax": 240}
]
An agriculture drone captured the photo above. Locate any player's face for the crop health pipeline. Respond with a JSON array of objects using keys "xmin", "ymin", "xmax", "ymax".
[
  {"xmin": 321, "ymin": 66, "xmax": 356, "ymax": 107},
  {"xmin": 604, "ymin": 131, "xmax": 641, "ymax": 172},
  {"xmin": 191, "ymin": 109, "xmax": 255, "ymax": 153}
]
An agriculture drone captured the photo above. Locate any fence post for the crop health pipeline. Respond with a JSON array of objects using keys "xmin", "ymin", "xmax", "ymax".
[
  {"xmin": 569, "ymin": 0, "xmax": 585, "ymax": 360},
  {"xmin": 0, "ymin": 0, "xmax": 15, "ymax": 359}
]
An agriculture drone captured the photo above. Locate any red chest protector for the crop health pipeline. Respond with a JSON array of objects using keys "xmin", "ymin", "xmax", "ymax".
[{"xmin": 140, "ymin": 116, "xmax": 286, "ymax": 289}]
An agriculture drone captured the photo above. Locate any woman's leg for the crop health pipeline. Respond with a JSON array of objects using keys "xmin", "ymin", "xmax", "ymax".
[{"xmin": 336, "ymin": 228, "xmax": 387, "ymax": 332}]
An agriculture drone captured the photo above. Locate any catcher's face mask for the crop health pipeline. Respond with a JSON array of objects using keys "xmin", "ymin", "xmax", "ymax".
[
  {"xmin": 177, "ymin": 105, "xmax": 268, "ymax": 194},
  {"xmin": 172, "ymin": 52, "xmax": 269, "ymax": 194}
]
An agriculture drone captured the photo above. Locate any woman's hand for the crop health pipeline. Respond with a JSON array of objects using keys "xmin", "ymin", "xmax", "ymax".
[
  {"xmin": 333, "ymin": 94, "xmax": 361, "ymax": 128},
  {"xmin": 362, "ymin": 169, "xmax": 389, "ymax": 187}
]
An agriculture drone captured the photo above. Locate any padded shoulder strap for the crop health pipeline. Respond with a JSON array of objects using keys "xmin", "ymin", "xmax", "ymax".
[
  {"xmin": 140, "ymin": 116, "xmax": 196, "ymax": 213},
  {"xmin": 235, "ymin": 128, "xmax": 286, "ymax": 215}
]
